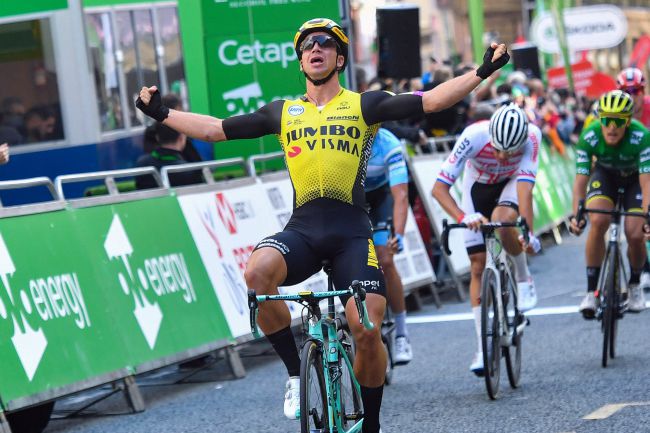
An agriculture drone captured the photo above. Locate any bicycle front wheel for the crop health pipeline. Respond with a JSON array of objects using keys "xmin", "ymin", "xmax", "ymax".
[
  {"xmin": 300, "ymin": 341, "xmax": 329, "ymax": 433},
  {"xmin": 601, "ymin": 246, "xmax": 618, "ymax": 368},
  {"xmin": 481, "ymin": 268, "xmax": 501, "ymax": 399}
]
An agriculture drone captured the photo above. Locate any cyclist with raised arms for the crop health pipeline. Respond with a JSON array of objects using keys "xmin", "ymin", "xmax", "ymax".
[
  {"xmin": 365, "ymin": 127, "xmax": 412, "ymax": 364},
  {"xmin": 136, "ymin": 18, "xmax": 509, "ymax": 432},
  {"xmin": 432, "ymin": 103, "xmax": 541, "ymax": 376},
  {"xmin": 570, "ymin": 90, "xmax": 650, "ymax": 317}
]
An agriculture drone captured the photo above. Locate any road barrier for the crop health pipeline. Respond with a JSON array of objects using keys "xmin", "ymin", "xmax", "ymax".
[{"xmin": 0, "ymin": 156, "xmax": 436, "ymax": 432}]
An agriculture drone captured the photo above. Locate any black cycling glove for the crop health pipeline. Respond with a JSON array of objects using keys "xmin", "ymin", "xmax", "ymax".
[
  {"xmin": 135, "ymin": 89, "xmax": 170, "ymax": 122},
  {"xmin": 476, "ymin": 46, "xmax": 510, "ymax": 79}
]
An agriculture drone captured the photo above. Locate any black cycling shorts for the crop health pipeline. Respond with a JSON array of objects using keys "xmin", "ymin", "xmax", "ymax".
[
  {"xmin": 586, "ymin": 164, "xmax": 641, "ymax": 211},
  {"xmin": 254, "ymin": 198, "xmax": 386, "ymax": 304}
]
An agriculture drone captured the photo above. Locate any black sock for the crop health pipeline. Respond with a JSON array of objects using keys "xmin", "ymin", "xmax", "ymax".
[
  {"xmin": 266, "ymin": 326, "xmax": 300, "ymax": 377},
  {"xmin": 360, "ymin": 385, "xmax": 383, "ymax": 433},
  {"xmin": 644, "ymin": 260, "xmax": 650, "ymax": 273},
  {"xmin": 629, "ymin": 269, "xmax": 642, "ymax": 285},
  {"xmin": 587, "ymin": 267, "xmax": 601, "ymax": 292}
]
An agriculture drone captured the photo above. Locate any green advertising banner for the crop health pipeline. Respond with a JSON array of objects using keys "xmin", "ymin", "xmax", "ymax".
[
  {"xmin": 532, "ymin": 142, "xmax": 575, "ymax": 232},
  {"xmin": 0, "ymin": 196, "xmax": 230, "ymax": 407},
  {"xmin": 0, "ymin": 0, "xmax": 67, "ymax": 18},
  {"xmin": 179, "ymin": 0, "xmax": 342, "ymax": 160}
]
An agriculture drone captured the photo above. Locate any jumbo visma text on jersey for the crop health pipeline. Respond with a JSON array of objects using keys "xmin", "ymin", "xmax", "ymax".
[{"xmin": 278, "ymin": 89, "xmax": 378, "ymax": 209}]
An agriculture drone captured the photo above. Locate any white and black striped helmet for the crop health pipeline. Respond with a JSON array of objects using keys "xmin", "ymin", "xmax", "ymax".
[{"xmin": 489, "ymin": 103, "xmax": 529, "ymax": 152}]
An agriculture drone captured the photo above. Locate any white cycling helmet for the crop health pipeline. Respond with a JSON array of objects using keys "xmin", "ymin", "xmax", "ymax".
[{"xmin": 489, "ymin": 103, "xmax": 529, "ymax": 152}]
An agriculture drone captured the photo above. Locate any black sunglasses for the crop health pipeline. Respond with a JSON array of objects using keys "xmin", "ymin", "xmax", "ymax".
[
  {"xmin": 622, "ymin": 87, "xmax": 644, "ymax": 96},
  {"xmin": 300, "ymin": 34, "xmax": 338, "ymax": 52}
]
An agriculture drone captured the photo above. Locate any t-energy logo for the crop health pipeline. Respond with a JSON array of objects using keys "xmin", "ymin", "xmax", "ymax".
[
  {"xmin": 0, "ymin": 233, "xmax": 90, "ymax": 381},
  {"xmin": 104, "ymin": 215, "xmax": 197, "ymax": 350}
]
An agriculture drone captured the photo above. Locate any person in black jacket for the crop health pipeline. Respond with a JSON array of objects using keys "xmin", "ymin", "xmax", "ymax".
[
  {"xmin": 135, "ymin": 124, "xmax": 203, "ymax": 189},
  {"xmin": 143, "ymin": 93, "xmax": 202, "ymax": 162}
]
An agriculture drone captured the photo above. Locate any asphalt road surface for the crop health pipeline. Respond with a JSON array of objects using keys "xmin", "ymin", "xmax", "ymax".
[{"xmin": 44, "ymin": 232, "xmax": 650, "ymax": 433}]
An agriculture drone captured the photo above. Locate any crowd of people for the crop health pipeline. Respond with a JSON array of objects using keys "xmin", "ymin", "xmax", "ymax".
[{"xmin": 356, "ymin": 57, "xmax": 597, "ymax": 159}]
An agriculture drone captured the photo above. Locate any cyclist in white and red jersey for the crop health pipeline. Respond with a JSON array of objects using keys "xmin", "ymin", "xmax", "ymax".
[
  {"xmin": 617, "ymin": 67, "xmax": 650, "ymax": 290},
  {"xmin": 617, "ymin": 67, "xmax": 650, "ymax": 128},
  {"xmin": 432, "ymin": 103, "xmax": 542, "ymax": 376}
]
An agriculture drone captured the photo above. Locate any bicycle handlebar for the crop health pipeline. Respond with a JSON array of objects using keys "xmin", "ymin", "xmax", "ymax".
[
  {"xmin": 575, "ymin": 200, "xmax": 650, "ymax": 233},
  {"xmin": 440, "ymin": 217, "xmax": 530, "ymax": 256},
  {"xmin": 247, "ymin": 281, "xmax": 374, "ymax": 337}
]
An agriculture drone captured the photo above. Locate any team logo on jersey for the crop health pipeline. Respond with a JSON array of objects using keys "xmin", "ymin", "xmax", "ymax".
[
  {"xmin": 337, "ymin": 101, "xmax": 350, "ymax": 110},
  {"xmin": 288, "ymin": 105, "xmax": 305, "ymax": 116},
  {"xmin": 287, "ymin": 146, "xmax": 302, "ymax": 158},
  {"xmin": 631, "ymin": 131, "xmax": 644, "ymax": 145},
  {"xmin": 576, "ymin": 150, "xmax": 589, "ymax": 164}
]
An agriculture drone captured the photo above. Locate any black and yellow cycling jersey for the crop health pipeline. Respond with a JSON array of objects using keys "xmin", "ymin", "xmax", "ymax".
[{"xmin": 222, "ymin": 87, "xmax": 423, "ymax": 210}]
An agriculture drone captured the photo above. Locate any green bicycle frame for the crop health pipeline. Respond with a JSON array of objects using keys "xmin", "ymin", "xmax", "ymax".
[{"xmin": 250, "ymin": 287, "xmax": 373, "ymax": 433}]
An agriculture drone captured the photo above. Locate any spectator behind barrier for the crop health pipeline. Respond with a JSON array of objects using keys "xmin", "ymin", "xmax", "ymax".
[
  {"xmin": 24, "ymin": 106, "xmax": 59, "ymax": 143},
  {"xmin": 135, "ymin": 124, "xmax": 203, "ymax": 190},
  {"xmin": 143, "ymin": 93, "xmax": 203, "ymax": 162}
]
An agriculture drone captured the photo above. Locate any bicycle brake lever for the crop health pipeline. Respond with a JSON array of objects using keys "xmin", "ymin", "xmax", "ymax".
[{"xmin": 248, "ymin": 290, "xmax": 261, "ymax": 338}]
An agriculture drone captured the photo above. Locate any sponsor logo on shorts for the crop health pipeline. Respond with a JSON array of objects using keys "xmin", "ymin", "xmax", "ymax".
[{"xmin": 591, "ymin": 180, "xmax": 601, "ymax": 189}]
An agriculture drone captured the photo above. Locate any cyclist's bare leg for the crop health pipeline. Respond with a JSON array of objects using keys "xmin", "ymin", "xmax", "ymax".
[
  {"xmin": 585, "ymin": 198, "xmax": 613, "ymax": 267},
  {"xmin": 244, "ymin": 247, "xmax": 289, "ymax": 333},
  {"xmin": 492, "ymin": 205, "xmax": 521, "ymax": 256},
  {"xmin": 376, "ymin": 245, "xmax": 405, "ymax": 315},
  {"xmin": 625, "ymin": 216, "xmax": 646, "ymax": 271},
  {"xmin": 345, "ymin": 293, "xmax": 387, "ymax": 386},
  {"xmin": 346, "ymin": 293, "xmax": 386, "ymax": 433},
  {"xmin": 469, "ymin": 253, "xmax": 487, "ymax": 308}
]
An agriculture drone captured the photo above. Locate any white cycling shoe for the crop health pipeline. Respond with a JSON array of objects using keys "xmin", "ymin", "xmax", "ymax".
[
  {"xmin": 640, "ymin": 271, "xmax": 650, "ymax": 292},
  {"xmin": 470, "ymin": 351, "xmax": 484, "ymax": 377},
  {"xmin": 579, "ymin": 292, "xmax": 598, "ymax": 320},
  {"xmin": 628, "ymin": 284, "xmax": 647, "ymax": 313},
  {"xmin": 394, "ymin": 336, "xmax": 413, "ymax": 365},
  {"xmin": 517, "ymin": 277, "xmax": 538, "ymax": 312},
  {"xmin": 284, "ymin": 376, "xmax": 300, "ymax": 420}
]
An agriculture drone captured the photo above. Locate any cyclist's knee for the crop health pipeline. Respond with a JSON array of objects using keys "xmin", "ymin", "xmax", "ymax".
[
  {"xmin": 244, "ymin": 249, "xmax": 286, "ymax": 293},
  {"xmin": 625, "ymin": 225, "xmax": 645, "ymax": 245},
  {"xmin": 589, "ymin": 214, "xmax": 610, "ymax": 233},
  {"xmin": 492, "ymin": 206, "xmax": 517, "ymax": 222},
  {"xmin": 351, "ymin": 325, "xmax": 382, "ymax": 353}
]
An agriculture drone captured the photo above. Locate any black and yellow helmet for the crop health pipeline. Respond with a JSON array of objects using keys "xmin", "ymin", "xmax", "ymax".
[
  {"xmin": 294, "ymin": 18, "xmax": 349, "ymax": 71},
  {"xmin": 597, "ymin": 90, "xmax": 634, "ymax": 117}
]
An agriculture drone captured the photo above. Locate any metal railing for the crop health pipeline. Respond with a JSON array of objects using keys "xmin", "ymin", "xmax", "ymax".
[
  {"xmin": 160, "ymin": 157, "xmax": 248, "ymax": 188},
  {"xmin": 54, "ymin": 167, "xmax": 163, "ymax": 199}
]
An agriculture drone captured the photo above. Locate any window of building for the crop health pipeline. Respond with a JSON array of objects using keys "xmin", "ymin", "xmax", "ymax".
[
  {"xmin": 0, "ymin": 19, "xmax": 65, "ymax": 146},
  {"xmin": 85, "ymin": 5, "xmax": 186, "ymax": 133}
]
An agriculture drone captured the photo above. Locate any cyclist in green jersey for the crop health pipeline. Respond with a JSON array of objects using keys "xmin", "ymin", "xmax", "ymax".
[{"xmin": 570, "ymin": 90, "xmax": 650, "ymax": 317}]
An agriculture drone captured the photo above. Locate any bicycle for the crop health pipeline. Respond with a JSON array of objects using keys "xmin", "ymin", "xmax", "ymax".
[
  {"xmin": 575, "ymin": 189, "xmax": 650, "ymax": 368},
  {"xmin": 441, "ymin": 217, "xmax": 530, "ymax": 399},
  {"xmin": 248, "ymin": 261, "xmax": 374, "ymax": 433}
]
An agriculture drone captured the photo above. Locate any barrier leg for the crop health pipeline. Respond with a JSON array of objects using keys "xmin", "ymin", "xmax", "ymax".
[
  {"xmin": 552, "ymin": 226, "xmax": 563, "ymax": 245},
  {"xmin": 0, "ymin": 411, "xmax": 12, "ymax": 433},
  {"xmin": 405, "ymin": 290, "xmax": 423, "ymax": 312},
  {"xmin": 122, "ymin": 376, "xmax": 145, "ymax": 413},
  {"xmin": 427, "ymin": 283, "xmax": 442, "ymax": 308},
  {"xmin": 224, "ymin": 346, "xmax": 246, "ymax": 379}
]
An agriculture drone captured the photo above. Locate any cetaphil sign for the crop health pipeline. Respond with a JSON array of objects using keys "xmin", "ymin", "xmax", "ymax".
[
  {"xmin": 218, "ymin": 39, "xmax": 296, "ymax": 69},
  {"xmin": 531, "ymin": 5, "xmax": 627, "ymax": 54}
]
